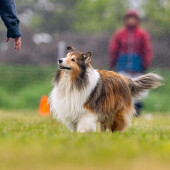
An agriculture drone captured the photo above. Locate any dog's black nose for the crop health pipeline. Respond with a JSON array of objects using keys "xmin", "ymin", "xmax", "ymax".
[{"xmin": 58, "ymin": 59, "xmax": 63, "ymax": 64}]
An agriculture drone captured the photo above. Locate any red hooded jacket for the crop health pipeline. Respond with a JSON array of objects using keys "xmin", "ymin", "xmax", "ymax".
[{"xmin": 109, "ymin": 26, "xmax": 153, "ymax": 70}]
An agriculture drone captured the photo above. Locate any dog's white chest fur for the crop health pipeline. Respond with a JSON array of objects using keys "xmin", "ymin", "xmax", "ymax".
[{"xmin": 49, "ymin": 68, "xmax": 99, "ymax": 132}]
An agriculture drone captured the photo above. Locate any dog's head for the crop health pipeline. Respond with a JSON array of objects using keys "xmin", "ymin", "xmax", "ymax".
[{"xmin": 58, "ymin": 46, "xmax": 92, "ymax": 74}]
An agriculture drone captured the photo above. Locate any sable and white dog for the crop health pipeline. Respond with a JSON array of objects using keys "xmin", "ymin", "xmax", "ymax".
[{"xmin": 49, "ymin": 46, "xmax": 162, "ymax": 133}]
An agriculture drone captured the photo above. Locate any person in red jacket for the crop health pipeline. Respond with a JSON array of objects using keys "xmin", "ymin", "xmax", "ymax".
[{"xmin": 109, "ymin": 10, "xmax": 153, "ymax": 116}]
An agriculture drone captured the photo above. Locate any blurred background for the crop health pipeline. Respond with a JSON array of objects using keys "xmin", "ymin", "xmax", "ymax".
[{"xmin": 0, "ymin": 0, "xmax": 169, "ymax": 111}]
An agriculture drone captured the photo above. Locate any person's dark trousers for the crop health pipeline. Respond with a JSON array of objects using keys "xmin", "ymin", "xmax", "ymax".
[{"xmin": 135, "ymin": 102, "xmax": 143, "ymax": 117}]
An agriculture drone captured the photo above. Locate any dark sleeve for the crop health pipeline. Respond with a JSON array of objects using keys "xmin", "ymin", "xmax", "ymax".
[{"xmin": 0, "ymin": 0, "xmax": 21, "ymax": 38}]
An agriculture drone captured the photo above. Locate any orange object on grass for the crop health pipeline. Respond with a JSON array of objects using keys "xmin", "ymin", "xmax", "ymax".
[{"xmin": 39, "ymin": 96, "xmax": 50, "ymax": 116}]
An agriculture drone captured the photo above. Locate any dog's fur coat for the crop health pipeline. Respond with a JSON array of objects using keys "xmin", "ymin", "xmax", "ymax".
[{"xmin": 49, "ymin": 47, "xmax": 162, "ymax": 133}]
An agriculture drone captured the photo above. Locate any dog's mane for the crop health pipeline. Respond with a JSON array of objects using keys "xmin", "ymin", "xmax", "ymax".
[{"xmin": 73, "ymin": 58, "xmax": 89, "ymax": 90}]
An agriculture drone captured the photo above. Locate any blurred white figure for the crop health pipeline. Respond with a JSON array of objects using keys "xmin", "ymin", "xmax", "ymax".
[
  {"xmin": 58, "ymin": 41, "xmax": 66, "ymax": 59},
  {"xmin": 33, "ymin": 33, "xmax": 53, "ymax": 44}
]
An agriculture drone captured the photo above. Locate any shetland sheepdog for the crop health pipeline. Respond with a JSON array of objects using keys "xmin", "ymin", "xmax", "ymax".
[{"xmin": 49, "ymin": 46, "xmax": 162, "ymax": 133}]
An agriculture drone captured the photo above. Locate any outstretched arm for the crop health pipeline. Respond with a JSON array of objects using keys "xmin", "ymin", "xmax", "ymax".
[{"xmin": 0, "ymin": 0, "xmax": 21, "ymax": 50}]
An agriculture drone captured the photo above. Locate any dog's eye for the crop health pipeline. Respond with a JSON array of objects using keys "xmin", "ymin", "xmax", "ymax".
[{"xmin": 71, "ymin": 59, "xmax": 75, "ymax": 62}]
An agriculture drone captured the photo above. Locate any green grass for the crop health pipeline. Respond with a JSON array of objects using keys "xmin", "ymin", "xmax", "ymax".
[
  {"xmin": 0, "ymin": 65, "xmax": 56, "ymax": 109},
  {"xmin": 143, "ymin": 68, "xmax": 170, "ymax": 112},
  {"xmin": 0, "ymin": 66, "xmax": 169, "ymax": 169},
  {"xmin": 0, "ymin": 110, "xmax": 169, "ymax": 170},
  {"xmin": 0, "ymin": 65, "xmax": 170, "ymax": 112}
]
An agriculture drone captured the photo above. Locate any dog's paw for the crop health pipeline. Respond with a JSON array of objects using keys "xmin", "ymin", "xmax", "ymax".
[
  {"xmin": 77, "ymin": 122, "xmax": 96, "ymax": 133},
  {"xmin": 77, "ymin": 127, "xmax": 96, "ymax": 133},
  {"xmin": 76, "ymin": 113, "xmax": 97, "ymax": 133}
]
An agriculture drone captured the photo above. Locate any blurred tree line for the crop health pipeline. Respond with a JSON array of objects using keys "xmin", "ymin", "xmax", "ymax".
[
  {"xmin": 144, "ymin": 0, "xmax": 170, "ymax": 39},
  {"xmin": 16, "ymin": 0, "xmax": 127, "ymax": 33},
  {"xmin": 16, "ymin": 0, "xmax": 170, "ymax": 37}
]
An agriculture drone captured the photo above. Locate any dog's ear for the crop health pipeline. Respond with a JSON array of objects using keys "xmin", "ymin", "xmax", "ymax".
[
  {"xmin": 67, "ymin": 46, "xmax": 76, "ymax": 52},
  {"xmin": 83, "ymin": 51, "xmax": 92, "ymax": 64}
]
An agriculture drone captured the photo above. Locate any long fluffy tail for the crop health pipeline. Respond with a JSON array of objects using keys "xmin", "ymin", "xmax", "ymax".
[{"xmin": 128, "ymin": 73, "xmax": 163, "ymax": 99}]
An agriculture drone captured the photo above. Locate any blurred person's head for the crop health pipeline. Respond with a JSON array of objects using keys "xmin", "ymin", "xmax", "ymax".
[{"xmin": 124, "ymin": 10, "xmax": 140, "ymax": 29}]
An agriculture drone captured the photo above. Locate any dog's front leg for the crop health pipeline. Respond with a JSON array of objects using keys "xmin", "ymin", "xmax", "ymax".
[
  {"xmin": 77, "ymin": 113, "xmax": 97, "ymax": 133},
  {"xmin": 65, "ymin": 121, "xmax": 77, "ymax": 133}
]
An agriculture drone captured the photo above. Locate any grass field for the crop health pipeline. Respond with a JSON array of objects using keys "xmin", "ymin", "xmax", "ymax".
[
  {"xmin": 0, "ymin": 110, "xmax": 170, "ymax": 170},
  {"xmin": 0, "ymin": 65, "xmax": 169, "ymax": 169}
]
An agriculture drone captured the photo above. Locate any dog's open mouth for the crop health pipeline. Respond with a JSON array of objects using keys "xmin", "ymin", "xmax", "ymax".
[{"xmin": 59, "ymin": 65, "xmax": 71, "ymax": 70}]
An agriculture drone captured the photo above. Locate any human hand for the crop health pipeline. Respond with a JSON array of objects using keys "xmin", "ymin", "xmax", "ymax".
[{"xmin": 6, "ymin": 37, "xmax": 21, "ymax": 51}]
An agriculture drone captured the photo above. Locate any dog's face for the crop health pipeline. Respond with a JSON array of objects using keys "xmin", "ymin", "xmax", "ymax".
[{"xmin": 58, "ymin": 46, "xmax": 92, "ymax": 74}]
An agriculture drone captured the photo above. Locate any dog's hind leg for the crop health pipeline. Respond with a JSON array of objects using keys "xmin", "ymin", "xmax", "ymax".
[
  {"xmin": 77, "ymin": 113, "xmax": 97, "ymax": 133},
  {"xmin": 100, "ymin": 122, "xmax": 107, "ymax": 132},
  {"xmin": 110, "ymin": 108, "xmax": 133, "ymax": 133}
]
